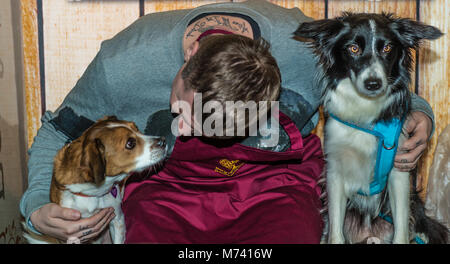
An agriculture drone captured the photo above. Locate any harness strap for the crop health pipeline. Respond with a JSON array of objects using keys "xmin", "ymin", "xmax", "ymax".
[
  {"xmin": 64, "ymin": 185, "xmax": 118, "ymax": 198},
  {"xmin": 70, "ymin": 192, "xmax": 94, "ymax": 198},
  {"xmin": 329, "ymin": 113, "xmax": 404, "ymax": 196}
]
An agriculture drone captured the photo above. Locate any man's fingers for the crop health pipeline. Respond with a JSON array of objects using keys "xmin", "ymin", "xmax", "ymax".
[
  {"xmin": 75, "ymin": 208, "xmax": 113, "ymax": 231},
  {"xmin": 394, "ymin": 160, "xmax": 417, "ymax": 171},
  {"xmin": 403, "ymin": 116, "xmax": 417, "ymax": 134},
  {"xmin": 78, "ymin": 209, "xmax": 113, "ymax": 235},
  {"xmin": 79, "ymin": 212, "xmax": 116, "ymax": 243},
  {"xmin": 39, "ymin": 217, "xmax": 84, "ymax": 241},
  {"xmin": 49, "ymin": 204, "xmax": 81, "ymax": 221},
  {"xmin": 394, "ymin": 146, "xmax": 424, "ymax": 171},
  {"xmin": 44, "ymin": 225, "xmax": 73, "ymax": 241},
  {"xmin": 59, "ymin": 208, "xmax": 82, "ymax": 221},
  {"xmin": 49, "ymin": 208, "xmax": 112, "ymax": 239},
  {"xmin": 396, "ymin": 142, "xmax": 426, "ymax": 162},
  {"xmin": 395, "ymin": 148, "xmax": 424, "ymax": 164},
  {"xmin": 399, "ymin": 132, "xmax": 426, "ymax": 152},
  {"xmin": 68, "ymin": 208, "xmax": 114, "ymax": 240},
  {"xmin": 395, "ymin": 164, "xmax": 417, "ymax": 172}
]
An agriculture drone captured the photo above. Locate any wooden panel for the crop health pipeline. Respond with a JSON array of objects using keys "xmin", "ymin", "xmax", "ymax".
[
  {"xmin": 145, "ymin": 0, "xmax": 230, "ymax": 14},
  {"xmin": 328, "ymin": 0, "xmax": 417, "ymax": 19},
  {"xmin": 231, "ymin": 0, "xmax": 325, "ymax": 20},
  {"xmin": 1, "ymin": 0, "xmax": 27, "ymax": 244},
  {"xmin": 21, "ymin": 0, "xmax": 42, "ymax": 149},
  {"xmin": 417, "ymin": 0, "xmax": 449, "ymax": 199},
  {"xmin": 42, "ymin": 0, "xmax": 140, "ymax": 112},
  {"xmin": 268, "ymin": 0, "xmax": 325, "ymax": 19}
]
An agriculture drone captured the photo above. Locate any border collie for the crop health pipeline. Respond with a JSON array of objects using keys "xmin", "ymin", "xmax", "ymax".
[{"xmin": 294, "ymin": 13, "xmax": 448, "ymax": 244}]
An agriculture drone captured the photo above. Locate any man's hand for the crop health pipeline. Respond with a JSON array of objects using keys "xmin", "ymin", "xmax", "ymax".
[
  {"xmin": 394, "ymin": 111, "xmax": 432, "ymax": 184},
  {"xmin": 30, "ymin": 203, "xmax": 115, "ymax": 243}
]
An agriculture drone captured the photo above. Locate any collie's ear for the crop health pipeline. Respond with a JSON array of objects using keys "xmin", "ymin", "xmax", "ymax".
[
  {"xmin": 389, "ymin": 18, "xmax": 443, "ymax": 48},
  {"xmin": 294, "ymin": 19, "xmax": 344, "ymax": 42},
  {"xmin": 294, "ymin": 18, "xmax": 345, "ymax": 67},
  {"xmin": 81, "ymin": 138, "xmax": 106, "ymax": 185}
]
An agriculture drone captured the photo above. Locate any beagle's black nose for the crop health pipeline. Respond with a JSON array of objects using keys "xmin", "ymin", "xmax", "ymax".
[
  {"xmin": 364, "ymin": 78, "xmax": 382, "ymax": 91},
  {"xmin": 157, "ymin": 137, "xmax": 166, "ymax": 147}
]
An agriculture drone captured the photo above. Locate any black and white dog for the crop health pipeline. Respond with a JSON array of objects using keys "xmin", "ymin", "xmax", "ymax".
[{"xmin": 294, "ymin": 13, "xmax": 448, "ymax": 244}]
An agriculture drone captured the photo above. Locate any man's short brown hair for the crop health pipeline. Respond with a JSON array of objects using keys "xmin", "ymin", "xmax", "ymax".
[{"xmin": 182, "ymin": 34, "xmax": 281, "ymax": 138}]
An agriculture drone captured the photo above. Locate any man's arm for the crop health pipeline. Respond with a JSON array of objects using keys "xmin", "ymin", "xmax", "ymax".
[
  {"xmin": 410, "ymin": 92, "xmax": 435, "ymax": 138},
  {"xmin": 393, "ymin": 92, "xmax": 434, "ymax": 174},
  {"xmin": 19, "ymin": 112, "xmax": 69, "ymax": 233}
]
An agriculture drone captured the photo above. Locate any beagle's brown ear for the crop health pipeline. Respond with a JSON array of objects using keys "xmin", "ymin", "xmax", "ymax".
[
  {"xmin": 97, "ymin": 115, "xmax": 118, "ymax": 122},
  {"xmin": 81, "ymin": 138, "xmax": 106, "ymax": 185}
]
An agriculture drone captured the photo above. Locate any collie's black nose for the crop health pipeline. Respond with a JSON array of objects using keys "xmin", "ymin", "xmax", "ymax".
[{"xmin": 364, "ymin": 78, "xmax": 382, "ymax": 91}]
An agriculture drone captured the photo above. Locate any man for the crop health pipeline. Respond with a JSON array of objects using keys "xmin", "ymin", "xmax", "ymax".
[{"xmin": 20, "ymin": 0, "xmax": 434, "ymax": 243}]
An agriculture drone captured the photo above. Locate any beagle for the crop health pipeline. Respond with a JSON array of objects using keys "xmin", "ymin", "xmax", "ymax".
[{"xmin": 23, "ymin": 116, "xmax": 166, "ymax": 244}]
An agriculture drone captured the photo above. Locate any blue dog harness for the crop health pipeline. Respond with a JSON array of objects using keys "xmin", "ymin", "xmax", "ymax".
[
  {"xmin": 328, "ymin": 113, "xmax": 405, "ymax": 196},
  {"xmin": 329, "ymin": 113, "xmax": 426, "ymax": 244}
]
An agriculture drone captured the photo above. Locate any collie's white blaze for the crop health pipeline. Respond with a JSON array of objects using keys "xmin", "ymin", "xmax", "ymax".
[{"xmin": 370, "ymin": 20, "xmax": 377, "ymax": 55}]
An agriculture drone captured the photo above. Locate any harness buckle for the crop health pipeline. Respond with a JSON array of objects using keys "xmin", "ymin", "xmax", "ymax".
[{"xmin": 382, "ymin": 141, "xmax": 396, "ymax": 150}]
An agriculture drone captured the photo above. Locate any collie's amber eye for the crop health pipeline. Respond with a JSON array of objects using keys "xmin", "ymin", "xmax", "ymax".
[
  {"xmin": 349, "ymin": 44, "xmax": 360, "ymax": 54},
  {"xmin": 383, "ymin": 44, "xmax": 392, "ymax": 53}
]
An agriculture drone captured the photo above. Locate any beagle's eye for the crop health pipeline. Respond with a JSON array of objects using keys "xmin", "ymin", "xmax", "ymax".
[
  {"xmin": 125, "ymin": 138, "xmax": 136, "ymax": 150},
  {"xmin": 348, "ymin": 44, "xmax": 360, "ymax": 54},
  {"xmin": 383, "ymin": 44, "xmax": 392, "ymax": 53}
]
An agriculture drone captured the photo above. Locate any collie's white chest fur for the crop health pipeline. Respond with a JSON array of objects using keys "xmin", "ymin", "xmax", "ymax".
[
  {"xmin": 325, "ymin": 118, "xmax": 378, "ymax": 196},
  {"xmin": 323, "ymin": 76, "xmax": 411, "ymax": 244},
  {"xmin": 324, "ymin": 77, "xmax": 395, "ymax": 214}
]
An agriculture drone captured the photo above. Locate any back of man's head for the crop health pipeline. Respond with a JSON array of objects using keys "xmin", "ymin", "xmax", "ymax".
[{"xmin": 182, "ymin": 34, "xmax": 281, "ymax": 138}]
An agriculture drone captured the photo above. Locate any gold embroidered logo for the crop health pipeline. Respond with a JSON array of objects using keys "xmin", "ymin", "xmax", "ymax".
[{"xmin": 214, "ymin": 159, "xmax": 244, "ymax": 177}]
